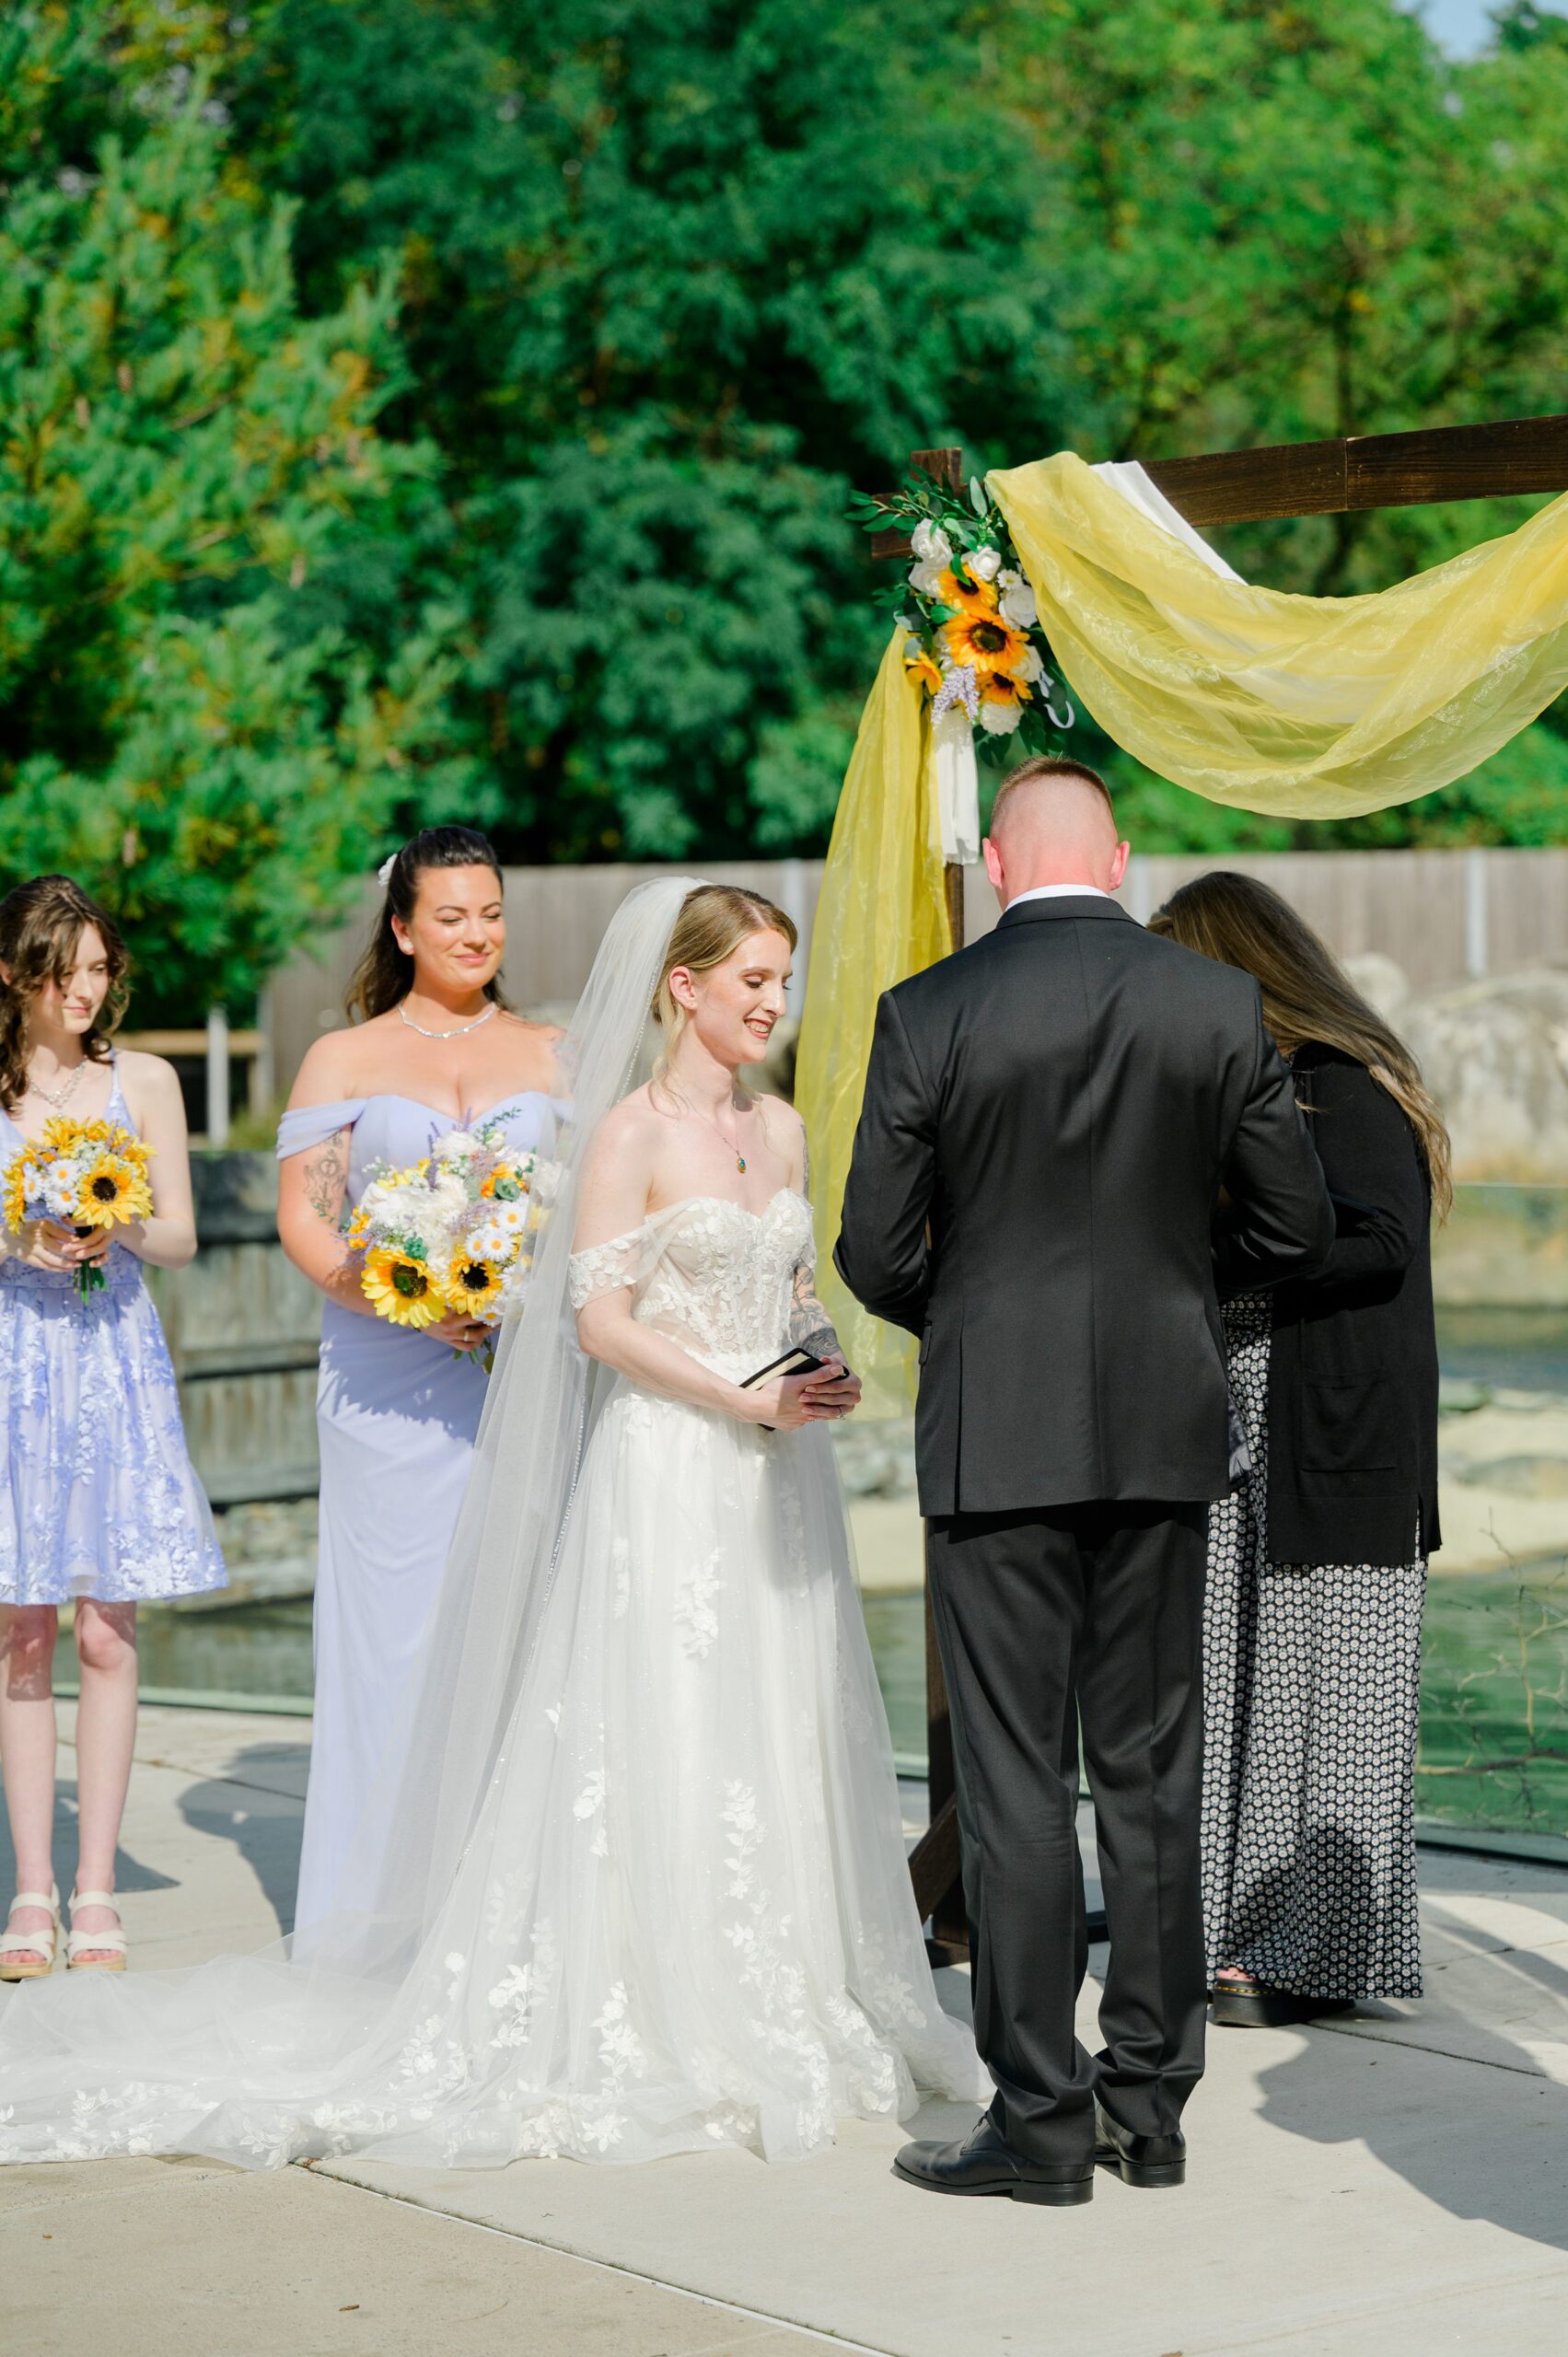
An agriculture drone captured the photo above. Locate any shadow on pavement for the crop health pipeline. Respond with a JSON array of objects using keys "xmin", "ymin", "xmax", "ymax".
[{"xmin": 178, "ymin": 1744, "xmax": 308, "ymax": 1936}]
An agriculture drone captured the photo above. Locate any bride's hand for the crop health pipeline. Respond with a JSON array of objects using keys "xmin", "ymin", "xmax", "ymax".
[{"xmin": 739, "ymin": 1370, "xmax": 832, "ymax": 1431}]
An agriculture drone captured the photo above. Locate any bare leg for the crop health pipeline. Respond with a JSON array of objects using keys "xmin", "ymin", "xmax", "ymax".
[
  {"xmin": 0, "ymin": 1606, "xmax": 60, "ymax": 1964},
  {"xmin": 70, "ymin": 1600, "xmax": 138, "ymax": 1961}
]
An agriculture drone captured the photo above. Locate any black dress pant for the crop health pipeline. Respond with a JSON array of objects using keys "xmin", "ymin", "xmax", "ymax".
[{"xmin": 925, "ymin": 1500, "xmax": 1208, "ymax": 2164}]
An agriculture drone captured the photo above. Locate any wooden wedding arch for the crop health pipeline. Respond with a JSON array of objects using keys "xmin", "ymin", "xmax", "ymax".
[{"xmin": 877, "ymin": 411, "xmax": 1568, "ymax": 1963}]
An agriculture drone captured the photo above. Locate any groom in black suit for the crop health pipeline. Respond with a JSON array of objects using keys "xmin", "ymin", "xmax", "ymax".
[{"xmin": 835, "ymin": 760, "xmax": 1332, "ymax": 2206}]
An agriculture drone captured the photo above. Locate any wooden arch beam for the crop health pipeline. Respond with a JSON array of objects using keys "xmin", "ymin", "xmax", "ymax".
[{"xmin": 869, "ymin": 411, "xmax": 1568, "ymax": 559}]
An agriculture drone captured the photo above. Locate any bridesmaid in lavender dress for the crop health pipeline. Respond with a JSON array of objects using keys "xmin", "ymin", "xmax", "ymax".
[
  {"xmin": 277, "ymin": 829, "xmax": 566, "ymax": 1937},
  {"xmin": 1, "ymin": 877, "xmax": 225, "ymax": 1982}
]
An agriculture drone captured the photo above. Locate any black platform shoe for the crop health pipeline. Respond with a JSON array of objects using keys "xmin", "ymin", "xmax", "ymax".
[
  {"xmin": 893, "ymin": 2117, "xmax": 1095, "ymax": 2206},
  {"xmin": 1093, "ymin": 2101, "xmax": 1186, "ymax": 2189},
  {"xmin": 1212, "ymin": 1975, "xmax": 1356, "ymax": 2029}
]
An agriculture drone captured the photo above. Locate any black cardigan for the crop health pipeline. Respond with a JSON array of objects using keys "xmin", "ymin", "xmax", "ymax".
[{"xmin": 1217, "ymin": 1041, "xmax": 1441, "ymax": 1570}]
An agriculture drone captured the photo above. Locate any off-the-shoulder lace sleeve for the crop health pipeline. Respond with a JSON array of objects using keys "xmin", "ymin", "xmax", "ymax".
[
  {"xmin": 787, "ymin": 1157, "xmax": 841, "ymax": 1360},
  {"xmin": 568, "ymin": 1229, "xmax": 645, "ymax": 1310}
]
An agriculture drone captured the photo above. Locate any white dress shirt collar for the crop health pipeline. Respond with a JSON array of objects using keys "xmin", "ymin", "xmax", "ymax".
[{"xmin": 1005, "ymin": 883, "xmax": 1112, "ymax": 908}]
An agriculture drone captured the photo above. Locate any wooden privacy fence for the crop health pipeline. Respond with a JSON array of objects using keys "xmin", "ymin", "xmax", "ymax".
[{"xmin": 263, "ymin": 846, "xmax": 1566, "ymax": 1101}]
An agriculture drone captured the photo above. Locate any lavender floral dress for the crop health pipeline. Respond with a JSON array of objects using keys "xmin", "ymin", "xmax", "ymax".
[{"xmin": 0, "ymin": 1057, "xmax": 226, "ymax": 1606}]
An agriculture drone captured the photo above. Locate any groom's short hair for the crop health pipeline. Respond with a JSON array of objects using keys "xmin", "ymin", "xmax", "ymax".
[{"xmin": 990, "ymin": 757, "xmax": 1117, "ymax": 840}]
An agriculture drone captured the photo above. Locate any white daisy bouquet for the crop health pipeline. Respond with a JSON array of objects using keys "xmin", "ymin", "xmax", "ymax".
[
  {"xmin": 345, "ymin": 1120, "xmax": 554, "ymax": 1354},
  {"xmin": 2, "ymin": 1116, "xmax": 155, "ymax": 1298}
]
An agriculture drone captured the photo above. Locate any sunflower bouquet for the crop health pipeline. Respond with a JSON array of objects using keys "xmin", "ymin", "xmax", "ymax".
[
  {"xmin": 850, "ymin": 468, "xmax": 1075, "ymax": 749},
  {"xmin": 1, "ymin": 1117, "xmax": 155, "ymax": 1297},
  {"xmin": 346, "ymin": 1120, "xmax": 552, "ymax": 1357}
]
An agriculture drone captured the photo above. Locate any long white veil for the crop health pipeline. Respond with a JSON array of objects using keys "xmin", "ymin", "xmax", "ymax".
[{"xmin": 0, "ymin": 877, "xmax": 705, "ymax": 2166}]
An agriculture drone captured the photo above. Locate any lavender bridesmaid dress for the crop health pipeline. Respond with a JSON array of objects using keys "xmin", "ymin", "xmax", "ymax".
[{"xmin": 276, "ymin": 1090, "xmax": 565, "ymax": 1936}]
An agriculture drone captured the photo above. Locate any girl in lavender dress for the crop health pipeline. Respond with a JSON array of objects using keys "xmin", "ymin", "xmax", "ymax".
[
  {"xmin": 277, "ymin": 829, "xmax": 566, "ymax": 1938},
  {"xmin": 0, "ymin": 877, "xmax": 225, "ymax": 1983}
]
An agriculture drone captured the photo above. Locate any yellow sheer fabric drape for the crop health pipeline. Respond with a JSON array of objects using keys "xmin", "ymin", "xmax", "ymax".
[
  {"xmin": 795, "ymin": 628, "xmax": 950, "ymax": 1418},
  {"xmin": 991, "ymin": 452, "xmax": 1568, "ymax": 819}
]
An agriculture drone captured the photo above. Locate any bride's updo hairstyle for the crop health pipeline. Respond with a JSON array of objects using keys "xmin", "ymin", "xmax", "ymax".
[
  {"xmin": 0, "ymin": 875, "xmax": 130, "ymax": 1113},
  {"xmin": 651, "ymin": 884, "xmax": 797, "ymax": 1078},
  {"xmin": 346, "ymin": 826, "xmax": 510, "ymax": 1022}
]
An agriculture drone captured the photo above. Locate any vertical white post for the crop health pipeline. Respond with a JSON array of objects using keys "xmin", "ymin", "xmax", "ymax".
[
  {"xmin": 205, "ymin": 1005, "xmax": 230, "ymax": 1148},
  {"xmin": 251, "ymin": 985, "xmax": 275, "ymax": 1120},
  {"xmin": 1464, "ymin": 847, "xmax": 1489, "ymax": 981},
  {"xmin": 778, "ymin": 858, "xmax": 811, "ymax": 1018}
]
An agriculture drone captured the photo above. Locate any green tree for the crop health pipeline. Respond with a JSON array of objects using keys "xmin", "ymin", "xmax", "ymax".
[
  {"xmin": 217, "ymin": 0, "xmax": 1071, "ymax": 859},
  {"xmin": 0, "ymin": 17, "xmax": 467, "ymax": 1017}
]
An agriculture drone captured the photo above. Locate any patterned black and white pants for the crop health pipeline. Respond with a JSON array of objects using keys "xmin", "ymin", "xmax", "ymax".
[{"xmin": 1201, "ymin": 1294, "xmax": 1425, "ymax": 2001}]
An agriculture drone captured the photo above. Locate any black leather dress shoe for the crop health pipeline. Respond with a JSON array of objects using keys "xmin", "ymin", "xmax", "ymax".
[
  {"xmin": 1093, "ymin": 2101, "xmax": 1186, "ymax": 2189},
  {"xmin": 893, "ymin": 2117, "xmax": 1095, "ymax": 2206}
]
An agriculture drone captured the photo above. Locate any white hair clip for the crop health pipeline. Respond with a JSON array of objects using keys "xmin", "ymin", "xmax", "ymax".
[{"xmin": 377, "ymin": 853, "xmax": 397, "ymax": 889}]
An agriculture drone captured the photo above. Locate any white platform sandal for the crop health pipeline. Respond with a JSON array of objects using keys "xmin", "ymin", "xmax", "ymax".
[
  {"xmin": 0, "ymin": 1886, "xmax": 61, "ymax": 1980},
  {"xmin": 65, "ymin": 1889, "xmax": 128, "ymax": 1973}
]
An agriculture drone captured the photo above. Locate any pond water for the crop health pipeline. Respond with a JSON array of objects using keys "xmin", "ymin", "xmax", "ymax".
[{"xmin": 115, "ymin": 1303, "xmax": 1568, "ymax": 1842}]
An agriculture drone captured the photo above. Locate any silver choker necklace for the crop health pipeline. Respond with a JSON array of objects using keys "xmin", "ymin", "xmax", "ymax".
[{"xmin": 397, "ymin": 999, "xmax": 498, "ymax": 1041}]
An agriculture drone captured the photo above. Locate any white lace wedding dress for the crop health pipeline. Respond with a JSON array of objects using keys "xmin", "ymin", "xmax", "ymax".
[{"xmin": 0, "ymin": 1177, "xmax": 981, "ymax": 2171}]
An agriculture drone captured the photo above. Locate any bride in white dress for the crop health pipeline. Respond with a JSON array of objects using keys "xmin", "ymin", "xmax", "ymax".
[{"xmin": 0, "ymin": 877, "xmax": 982, "ymax": 2170}]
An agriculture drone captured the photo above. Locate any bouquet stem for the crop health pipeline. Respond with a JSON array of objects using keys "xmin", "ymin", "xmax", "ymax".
[{"xmin": 73, "ymin": 1225, "xmax": 106, "ymax": 1298}]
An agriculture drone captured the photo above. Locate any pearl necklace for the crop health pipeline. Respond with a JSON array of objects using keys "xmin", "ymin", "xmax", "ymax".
[{"xmin": 397, "ymin": 999, "xmax": 498, "ymax": 1041}]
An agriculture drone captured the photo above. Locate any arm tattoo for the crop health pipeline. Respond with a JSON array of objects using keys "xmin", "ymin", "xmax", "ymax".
[
  {"xmin": 788, "ymin": 1133, "xmax": 841, "ymax": 1357},
  {"xmin": 301, "ymin": 1130, "xmax": 350, "ymax": 1227}
]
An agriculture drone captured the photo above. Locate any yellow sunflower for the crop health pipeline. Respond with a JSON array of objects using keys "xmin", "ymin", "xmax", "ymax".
[
  {"xmin": 445, "ymin": 1255, "xmax": 505, "ymax": 1318},
  {"xmin": 903, "ymin": 645, "xmax": 943, "ymax": 697},
  {"xmin": 940, "ymin": 609, "xmax": 1030, "ymax": 679},
  {"xmin": 362, "ymin": 1245, "xmax": 447, "ymax": 1329},
  {"xmin": 933, "ymin": 563, "xmax": 1000, "ymax": 620},
  {"xmin": 3, "ymin": 1156, "xmax": 36, "ymax": 1234},
  {"xmin": 73, "ymin": 1154, "xmax": 154, "ymax": 1228}
]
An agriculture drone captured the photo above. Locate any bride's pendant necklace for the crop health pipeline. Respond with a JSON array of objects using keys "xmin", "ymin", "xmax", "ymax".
[
  {"xmin": 691, "ymin": 1095, "xmax": 748, "ymax": 1174},
  {"xmin": 397, "ymin": 999, "xmax": 499, "ymax": 1041},
  {"xmin": 26, "ymin": 1056, "xmax": 86, "ymax": 1110}
]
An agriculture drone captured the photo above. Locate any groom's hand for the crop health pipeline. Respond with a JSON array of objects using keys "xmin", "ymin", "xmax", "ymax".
[{"xmin": 802, "ymin": 1358, "xmax": 861, "ymax": 1418}]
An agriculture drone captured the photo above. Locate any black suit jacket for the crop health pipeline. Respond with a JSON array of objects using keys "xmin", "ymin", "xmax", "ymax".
[
  {"xmin": 1216, "ymin": 1040, "xmax": 1441, "ymax": 1567},
  {"xmin": 834, "ymin": 894, "xmax": 1334, "ymax": 1516}
]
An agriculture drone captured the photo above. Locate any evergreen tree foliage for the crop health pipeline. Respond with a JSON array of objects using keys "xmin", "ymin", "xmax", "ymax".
[{"xmin": 0, "ymin": 6, "xmax": 468, "ymax": 1016}]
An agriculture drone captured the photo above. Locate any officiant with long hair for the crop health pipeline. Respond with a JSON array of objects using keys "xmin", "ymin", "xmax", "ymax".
[{"xmin": 1150, "ymin": 874, "xmax": 1446, "ymax": 2027}]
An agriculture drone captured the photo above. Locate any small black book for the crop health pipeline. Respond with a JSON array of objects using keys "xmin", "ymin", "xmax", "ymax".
[{"xmin": 740, "ymin": 1346, "xmax": 827, "ymax": 1430}]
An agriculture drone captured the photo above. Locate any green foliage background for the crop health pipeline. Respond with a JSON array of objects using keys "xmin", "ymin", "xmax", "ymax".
[{"xmin": 4, "ymin": 1, "xmax": 1568, "ymax": 1009}]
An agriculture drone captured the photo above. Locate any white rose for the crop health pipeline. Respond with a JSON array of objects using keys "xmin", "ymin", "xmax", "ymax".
[
  {"xmin": 435, "ymin": 1130, "xmax": 483, "ymax": 1163},
  {"xmin": 965, "ymin": 545, "xmax": 1002, "ymax": 584},
  {"xmin": 911, "ymin": 519, "xmax": 952, "ymax": 566},
  {"xmin": 908, "ymin": 557, "xmax": 948, "ymax": 600},
  {"xmin": 979, "ymin": 698, "xmax": 1026, "ymax": 735},
  {"xmin": 998, "ymin": 570, "xmax": 1038, "ymax": 630},
  {"xmin": 1017, "ymin": 643, "xmax": 1046, "ymax": 683}
]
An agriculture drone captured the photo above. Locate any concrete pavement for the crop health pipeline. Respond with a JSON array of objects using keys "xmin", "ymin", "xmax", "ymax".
[{"xmin": 3, "ymin": 1701, "xmax": 1566, "ymax": 2356}]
